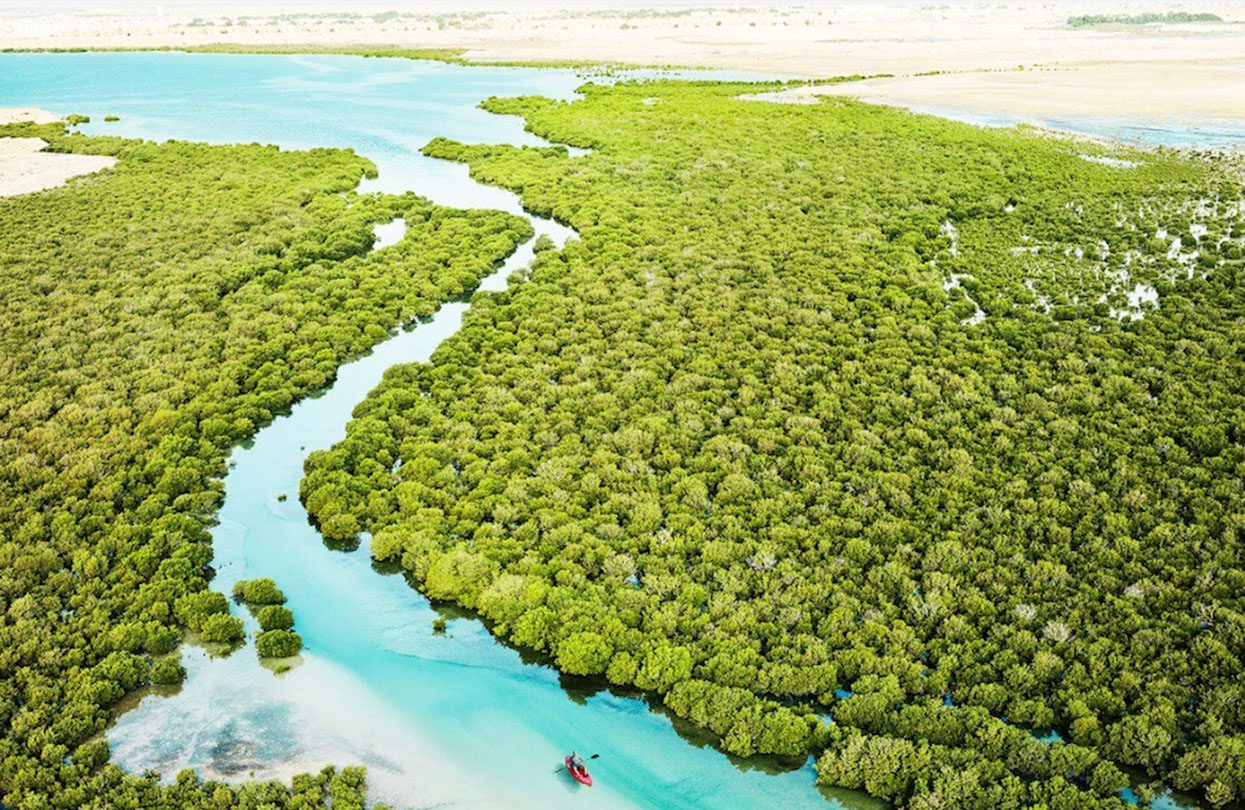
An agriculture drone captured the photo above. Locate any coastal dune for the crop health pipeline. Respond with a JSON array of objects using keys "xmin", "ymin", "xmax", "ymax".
[{"xmin": 0, "ymin": 109, "xmax": 116, "ymax": 198}]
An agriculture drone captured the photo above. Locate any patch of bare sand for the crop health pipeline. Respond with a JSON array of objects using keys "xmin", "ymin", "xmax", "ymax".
[
  {"xmin": 0, "ymin": 110, "xmax": 116, "ymax": 198},
  {"xmin": 764, "ymin": 61, "xmax": 1245, "ymax": 121},
  {"xmin": 0, "ymin": 108, "xmax": 60, "ymax": 125}
]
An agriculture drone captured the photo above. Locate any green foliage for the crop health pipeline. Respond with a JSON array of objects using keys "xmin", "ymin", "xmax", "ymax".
[
  {"xmin": 1068, "ymin": 11, "xmax": 1223, "ymax": 26},
  {"xmin": 1171, "ymin": 735, "xmax": 1245, "ymax": 806},
  {"xmin": 151, "ymin": 657, "xmax": 187, "ymax": 685},
  {"xmin": 0, "ymin": 122, "xmax": 529, "ymax": 806},
  {"xmin": 183, "ymin": 43, "xmax": 471, "ymax": 64},
  {"xmin": 175, "ymin": 590, "xmax": 231, "ymax": 632},
  {"xmin": 257, "ymin": 604, "xmax": 295, "ymax": 632},
  {"xmin": 199, "ymin": 614, "xmax": 245, "ymax": 644},
  {"xmin": 233, "ymin": 577, "xmax": 286, "ymax": 606},
  {"xmin": 255, "ymin": 629, "xmax": 303, "ymax": 658},
  {"xmin": 0, "ymin": 763, "xmax": 376, "ymax": 810},
  {"xmin": 304, "ymin": 80, "xmax": 1245, "ymax": 807},
  {"xmin": 555, "ymin": 631, "xmax": 614, "ymax": 675}
]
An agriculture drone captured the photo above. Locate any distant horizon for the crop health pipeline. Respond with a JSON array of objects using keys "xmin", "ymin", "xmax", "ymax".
[{"xmin": 0, "ymin": 0, "xmax": 1196, "ymax": 9}]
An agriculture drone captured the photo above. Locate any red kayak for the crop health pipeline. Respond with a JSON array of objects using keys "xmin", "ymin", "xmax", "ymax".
[{"xmin": 565, "ymin": 756, "xmax": 593, "ymax": 787}]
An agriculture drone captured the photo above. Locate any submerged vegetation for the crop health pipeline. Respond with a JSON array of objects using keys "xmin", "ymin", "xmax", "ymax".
[
  {"xmin": 0, "ymin": 122, "xmax": 529, "ymax": 807},
  {"xmin": 301, "ymin": 82, "xmax": 1245, "ymax": 807}
]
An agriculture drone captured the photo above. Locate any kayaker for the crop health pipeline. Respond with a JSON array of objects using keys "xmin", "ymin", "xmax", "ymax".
[{"xmin": 569, "ymin": 751, "xmax": 586, "ymax": 772}]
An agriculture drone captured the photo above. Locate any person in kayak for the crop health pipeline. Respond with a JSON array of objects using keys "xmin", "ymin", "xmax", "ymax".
[{"xmin": 568, "ymin": 751, "xmax": 586, "ymax": 772}]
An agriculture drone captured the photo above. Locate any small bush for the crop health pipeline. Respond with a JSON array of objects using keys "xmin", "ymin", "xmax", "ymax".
[
  {"xmin": 199, "ymin": 613, "xmax": 244, "ymax": 644},
  {"xmin": 232, "ymin": 577, "xmax": 286, "ymax": 605},
  {"xmin": 175, "ymin": 590, "xmax": 230, "ymax": 631},
  {"xmin": 256, "ymin": 629, "xmax": 303, "ymax": 658},
  {"xmin": 151, "ymin": 657, "xmax": 186, "ymax": 685},
  {"xmin": 257, "ymin": 604, "xmax": 295, "ymax": 631}
]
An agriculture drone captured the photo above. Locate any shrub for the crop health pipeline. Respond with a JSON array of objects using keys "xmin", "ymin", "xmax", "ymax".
[
  {"xmin": 199, "ymin": 613, "xmax": 244, "ymax": 644},
  {"xmin": 150, "ymin": 657, "xmax": 186, "ymax": 685},
  {"xmin": 257, "ymin": 604, "xmax": 295, "ymax": 631},
  {"xmin": 256, "ymin": 629, "xmax": 303, "ymax": 658},
  {"xmin": 232, "ymin": 577, "xmax": 286, "ymax": 605}
]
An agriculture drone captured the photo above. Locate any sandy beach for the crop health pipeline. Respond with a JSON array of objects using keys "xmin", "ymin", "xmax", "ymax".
[
  {"xmin": 0, "ymin": 107, "xmax": 60, "ymax": 125},
  {"xmin": 1, "ymin": 1, "xmax": 1243, "ymax": 128},
  {"xmin": 0, "ymin": 109, "xmax": 116, "ymax": 197}
]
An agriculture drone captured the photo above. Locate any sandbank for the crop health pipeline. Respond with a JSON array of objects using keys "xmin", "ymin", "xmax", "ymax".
[
  {"xmin": 0, "ymin": 109, "xmax": 116, "ymax": 198},
  {"xmin": 765, "ymin": 60, "xmax": 1245, "ymax": 122}
]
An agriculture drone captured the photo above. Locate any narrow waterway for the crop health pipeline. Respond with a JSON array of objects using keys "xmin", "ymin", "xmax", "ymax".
[{"xmin": 0, "ymin": 52, "xmax": 875, "ymax": 808}]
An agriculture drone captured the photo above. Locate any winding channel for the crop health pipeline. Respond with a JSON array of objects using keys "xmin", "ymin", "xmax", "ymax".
[{"xmin": 0, "ymin": 53, "xmax": 872, "ymax": 808}]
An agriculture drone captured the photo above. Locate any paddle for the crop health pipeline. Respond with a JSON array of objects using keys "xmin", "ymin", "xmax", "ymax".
[{"xmin": 553, "ymin": 753, "xmax": 601, "ymax": 773}]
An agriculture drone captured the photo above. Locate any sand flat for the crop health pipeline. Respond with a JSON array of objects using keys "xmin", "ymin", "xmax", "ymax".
[
  {"xmin": 0, "ymin": 108, "xmax": 60, "ymax": 125},
  {"xmin": 767, "ymin": 61, "xmax": 1245, "ymax": 121},
  {"xmin": 0, "ymin": 123, "xmax": 116, "ymax": 198}
]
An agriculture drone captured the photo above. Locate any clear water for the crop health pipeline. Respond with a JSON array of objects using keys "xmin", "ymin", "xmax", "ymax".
[
  {"xmin": 371, "ymin": 217, "xmax": 408, "ymax": 250},
  {"xmin": 0, "ymin": 52, "xmax": 874, "ymax": 809}
]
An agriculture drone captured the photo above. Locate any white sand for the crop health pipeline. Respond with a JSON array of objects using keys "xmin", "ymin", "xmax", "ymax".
[
  {"xmin": 0, "ymin": 108, "xmax": 61, "ymax": 125},
  {"xmin": 0, "ymin": 109, "xmax": 116, "ymax": 198},
  {"xmin": 766, "ymin": 61, "xmax": 1245, "ymax": 121},
  {"xmin": 108, "ymin": 646, "xmax": 485, "ymax": 808}
]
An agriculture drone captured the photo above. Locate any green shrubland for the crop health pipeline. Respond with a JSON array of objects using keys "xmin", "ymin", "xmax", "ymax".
[
  {"xmin": 0, "ymin": 122, "xmax": 529, "ymax": 807},
  {"xmin": 302, "ymin": 81, "xmax": 1245, "ymax": 806},
  {"xmin": 1068, "ymin": 11, "xmax": 1223, "ymax": 27}
]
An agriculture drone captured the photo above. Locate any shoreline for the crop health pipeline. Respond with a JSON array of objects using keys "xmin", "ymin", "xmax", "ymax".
[
  {"xmin": 0, "ymin": 108, "xmax": 117, "ymax": 197},
  {"xmin": 0, "ymin": 0, "xmax": 1243, "ymax": 123}
]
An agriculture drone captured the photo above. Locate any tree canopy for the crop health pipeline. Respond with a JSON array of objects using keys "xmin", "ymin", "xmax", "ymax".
[
  {"xmin": 0, "ymin": 121, "xmax": 528, "ymax": 807},
  {"xmin": 302, "ymin": 81, "xmax": 1245, "ymax": 807}
]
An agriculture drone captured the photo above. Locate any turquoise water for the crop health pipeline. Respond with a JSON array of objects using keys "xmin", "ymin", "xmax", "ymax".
[{"xmin": 0, "ymin": 53, "xmax": 872, "ymax": 809}]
